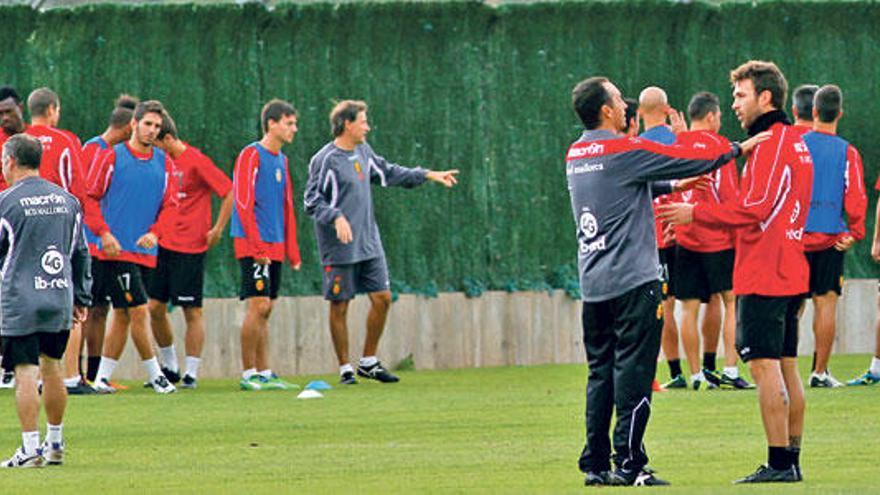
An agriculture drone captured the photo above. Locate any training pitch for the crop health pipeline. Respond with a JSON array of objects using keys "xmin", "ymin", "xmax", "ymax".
[{"xmin": 0, "ymin": 355, "xmax": 876, "ymax": 493}]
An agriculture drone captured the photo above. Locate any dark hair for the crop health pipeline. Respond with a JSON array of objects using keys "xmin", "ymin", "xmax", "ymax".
[
  {"xmin": 572, "ymin": 77, "xmax": 611, "ymax": 130},
  {"xmin": 158, "ymin": 110, "xmax": 178, "ymax": 140},
  {"xmin": 109, "ymin": 94, "xmax": 139, "ymax": 128},
  {"xmin": 329, "ymin": 100, "xmax": 367, "ymax": 137},
  {"xmin": 792, "ymin": 84, "xmax": 818, "ymax": 121},
  {"xmin": 27, "ymin": 87, "xmax": 59, "ymax": 118},
  {"xmin": 133, "ymin": 100, "xmax": 165, "ymax": 122},
  {"xmin": 0, "ymin": 86, "xmax": 21, "ymax": 104},
  {"xmin": 729, "ymin": 60, "xmax": 788, "ymax": 111},
  {"xmin": 623, "ymin": 97, "xmax": 638, "ymax": 133},
  {"xmin": 687, "ymin": 91, "xmax": 720, "ymax": 120},
  {"xmin": 814, "ymin": 85, "xmax": 843, "ymax": 123},
  {"xmin": 2, "ymin": 133, "xmax": 42, "ymax": 170},
  {"xmin": 261, "ymin": 99, "xmax": 297, "ymax": 134}
]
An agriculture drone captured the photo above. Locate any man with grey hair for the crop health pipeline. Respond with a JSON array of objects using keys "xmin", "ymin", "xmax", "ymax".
[{"xmin": 0, "ymin": 133, "xmax": 91, "ymax": 467}]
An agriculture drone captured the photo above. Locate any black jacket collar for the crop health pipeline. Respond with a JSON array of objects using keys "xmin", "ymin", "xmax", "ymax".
[{"xmin": 747, "ymin": 110, "xmax": 791, "ymax": 136}]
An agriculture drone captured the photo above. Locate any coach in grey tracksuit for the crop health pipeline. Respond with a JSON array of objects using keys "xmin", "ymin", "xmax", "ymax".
[
  {"xmin": 304, "ymin": 100, "xmax": 458, "ymax": 384},
  {"xmin": 567, "ymin": 78, "xmax": 760, "ymax": 486},
  {"xmin": 0, "ymin": 133, "xmax": 91, "ymax": 468}
]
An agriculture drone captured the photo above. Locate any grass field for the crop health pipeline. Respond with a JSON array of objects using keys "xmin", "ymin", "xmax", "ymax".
[{"xmin": 0, "ymin": 355, "xmax": 876, "ymax": 493}]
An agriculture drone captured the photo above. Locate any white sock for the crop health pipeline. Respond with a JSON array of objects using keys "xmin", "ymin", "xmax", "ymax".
[
  {"xmin": 242, "ymin": 368, "xmax": 257, "ymax": 380},
  {"xmin": 870, "ymin": 357, "xmax": 880, "ymax": 376},
  {"xmin": 95, "ymin": 357, "xmax": 118, "ymax": 383},
  {"xmin": 691, "ymin": 372, "xmax": 703, "ymax": 382},
  {"xmin": 142, "ymin": 357, "xmax": 162, "ymax": 382},
  {"xmin": 185, "ymin": 356, "xmax": 201, "ymax": 379},
  {"xmin": 723, "ymin": 366, "xmax": 739, "ymax": 379},
  {"xmin": 159, "ymin": 345, "xmax": 178, "ymax": 373},
  {"xmin": 258, "ymin": 369, "xmax": 273, "ymax": 379},
  {"xmin": 21, "ymin": 431, "xmax": 39, "ymax": 455},
  {"xmin": 46, "ymin": 423, "xmax": 63, "ymax": 444},
  {"xmin": 63, "ymin": 376, "xmax": 81, "ymax": 388},
  {"xmin": 360, "ymin": 356, "xmax": 378, "ymax": 367},
  {"xmin": 340, "ymin": 364, "xmax": 354, "ymax": 375}
]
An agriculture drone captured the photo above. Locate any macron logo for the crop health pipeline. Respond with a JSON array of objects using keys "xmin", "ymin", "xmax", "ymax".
[{"xmin": 567, "ymin": 143, "xmax": 605, "ymax": 159}]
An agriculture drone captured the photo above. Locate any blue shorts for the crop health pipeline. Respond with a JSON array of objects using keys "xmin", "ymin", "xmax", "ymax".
[{"xmin": 322, "ymin": 256, "xmax": 390, "ymax": 301}]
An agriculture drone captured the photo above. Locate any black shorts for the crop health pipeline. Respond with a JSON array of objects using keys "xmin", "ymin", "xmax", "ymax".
[
  {"xmin": 322, "ymin": 256, "xmax": 390, "ymax": 301},
  {"xmin": 805, "ymin": 248, "xmax": 844, "ymax": 296},
  {"xmin": 657, "ymin": 246, "xmax": 677, "ymax": 299},
  {"xmin": 103, "ymin": 261, "xmax": 149, "ymax": 308},
  {"xmin": 145, "ymin": 247, "xmax": 206, "ymax": 307},
  {"xmin": 736, "ymin": 295, "xmax": 802, "ymax": 362},
  {"xmin": 673, "ymin": 247, "xmax": 735, "ymax": 303},
  {"xmin": 89, "ymin": 259, "xmax": 112, "ymax": 308},
  {"xmin": 239, "ymin": 258, "xmax": 282, "ymax": 300},
  {"xmin": 1, "ymin": 331, "xmax": 70, "ymax": 369}
]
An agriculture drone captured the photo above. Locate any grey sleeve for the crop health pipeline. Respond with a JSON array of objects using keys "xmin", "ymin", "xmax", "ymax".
[
  {"xmin": 303, "ymin": 154, "xmax": 342, "ymax": 225},
  {"xmin": 626, "ymin": 144, "xmax": 741, "ymax": 183},
  {"xmin": 366, "ymin": 146, "xmax": 428, "ymax": 188},
  {"xmin": 71, "ymin": 210, "xmax": 92, "ymax": 307}
]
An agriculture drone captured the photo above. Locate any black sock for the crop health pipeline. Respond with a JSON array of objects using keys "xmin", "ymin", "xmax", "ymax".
[
  {"xmin": 87, "ymin": 356, "xmax": 101, "ymax": 382},
  {"xmin": 668, "ymin": 359, "xmax": 682, "ymax": 378},
  {"xmin": 787, "ymin": 447, "xmax": 801, "ymax": 467},
  {"xmin": 702, "ymin": 352, "xmax": 717, "ymax": 371},
  {"xmin": 768, "ymin": 446, "xmax": 792, "ymax": 470}
]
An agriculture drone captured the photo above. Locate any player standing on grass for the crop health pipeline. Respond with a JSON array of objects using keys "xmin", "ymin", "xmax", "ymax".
[
  {"xmin": 670, "ymin": 92, "xmax": 753, "ymax": 390},
  {"xmin": 566, "ymin": 76, "xmax": 763, "ymax": 487},
  {"xmin": 660, "ymin": 60, "xmax": 812, "ymax": 483},
  {"xmin": 801, "ymin": 85, "xmax": 867, "ymax": 388},
  {"xmin": 80, "ymin": 95, "xmax": 138, "ymax": 385},
  {"xmin": 147, "ymin": 111, "xmax": 233, "ymax": 389},
  {"xmin": 85, "ymin": 100, "xmax": 178, "ymax": 394},
  {"xmin": 231, "ymin": 99, "xmax": 301, "ymax": 391},
  {"xmin": 305, "ymin": 100, "xmax": 458, "ymax": 385},
  {"xmin": 0, "ymin": 134, "xmax": 91, "ymax": 468},
  {"xmin": 848, "ymin": 177, "xmax": 880, "ymax": 386}
]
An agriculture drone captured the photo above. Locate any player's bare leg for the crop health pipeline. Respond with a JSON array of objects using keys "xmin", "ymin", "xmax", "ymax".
[
  {"xmin": 254, "ymin": 301, "xmax": 273, "ymax": 372},
  {"xmin": 356, "ymin": 290, "xmax": 398, "ymax": 383},
  {"xmin": 749, "ymin": 358, "xmax": 790, "ymax": 446},
  {"xmin": 329, "ymin": 300, "xmax": 350, "ymax": 366},
  {"xmin": 701, "ymin": 295, "xmax": 722, "ymax": 371},
  {"xmin": 83, "ymin": 305, "xmax": 108, "ymax": 382},
  {"xmin": 781, "ymin": 356, "xmax": 804, "ymax": 474},
  {"xmin": 181, "ymin": 307, "xmax": 205, "ymax": 386},
  {"xmin": 148, "ymin": 299, "xmax": 180, "ymax": 382},
  {"xmin": 61, "ymin": 322, "xmax": 87, "ymax": 392},
  {"xmin": 811, "ymin": 291, "xmax": 837, "ymax": 375},
  {"xmin": 241, "ymin": 297, "xmax": 271, "ymax": 372},
  {"xmin": 679, "ymin": 298, "xmax": 703, "ymax": 386}
]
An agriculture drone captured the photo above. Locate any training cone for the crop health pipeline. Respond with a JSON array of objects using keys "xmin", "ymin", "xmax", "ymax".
[
  {"xmin": 652, "ymin": 379, "xmax": 665, "ymax": 393},
  {"xmin": 305, "ymin": 380, "xmax": 332, "ymax": 391},
  {"xmin": 297, "ymin": 389, "xmax": 324, "ymax": 399}
]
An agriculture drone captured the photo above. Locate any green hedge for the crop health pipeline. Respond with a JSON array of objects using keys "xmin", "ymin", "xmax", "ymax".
[{"xmin": 3, "ymin": 1, "xmax": 879, "ymax": 297}]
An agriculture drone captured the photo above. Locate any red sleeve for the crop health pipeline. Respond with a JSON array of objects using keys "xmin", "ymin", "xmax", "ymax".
[
  {"xmin": 283, "ymin": 157, "xmax": 301, "ymax": 266},
  {"xmin": 844, "ymin": 145, "xmax": 868, "ymax": 240},
  {"xmin": 694, "ymin": 139, "xmax": 790, "ymax": 228},
  {"xmin": 717, "ymin": 160, "xmax": 740, "ymax": 206},
  {"xmin": 84, "ymin": 148, "xmax": 116, "ymax": 236},
  {"xmin": 63, "ymin": 135, "xmax": 88, "ymax": 205},
  {"xmin": 196, "ymin": 153, "xmax": 233, "ymax": 197},
  {"xmin": 233, "ymin": 147, "xmax": 269, "ymax": 258},
  {"xmin": 150, "ymin": 155, "xmax": 180, "ymax": 238}
]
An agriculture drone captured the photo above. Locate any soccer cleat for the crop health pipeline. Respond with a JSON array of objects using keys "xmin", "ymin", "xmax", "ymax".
[
  {"xmin": 181, "ymin": 375, "xmax": 198, "ymax": 389},
  {"xmin": 810, "ymin": 372, "xmax": 843, "ymax": 388},
  {"xmin": 357, "ymin": 362, "xmax": 400, "ymax": 383},
  {"xmin": 662, "ymin": 374, "xmax": 687, "ymax": 389},
  {"xmin": 66, "ymin": 380, "xmax": 97, "ymax": 395},
  {"xmin": 691, "ymin": 374, "xmax": 704, "ymax": 391},
  {"xmin": 608, "ymin": 468, "xmax": 670, "ymax": 486},
  {"xmin": 239, "ymin": 375, "xmax": 267, "ymax": 391},
  {"xmin": 702, "ymin": 369, "xmax": 722, "ymax": 389},
  {"xmin": 39, "ymin": 440, "xmax": 64, "ymax": 466},
  {"xmin": 92, "ymin": 378, "xmax": 116, "ymax": 394},
  {"xmin": 583, "ymin": 470, "xmax": 611, "ymax": 486},
  {"xmin": 262, "ymin": 373, "xmax": 297, "ymax": 391},
  {"xmin": 161, "ymin": 367, "xmax": 181, "ymax": 384},
  {"xmin": 720, "ymin": 373, "xmax": 755, "ymax": 390},
  {"xmin": 734, "ymin": 464, "xmax": 799, "ymax": 483},
  {"xmin": 149, "ymin": 375, "xmax": 176, "ymax": 394},
  {"xmin": 0, "ymin": 371, "xmax": 15, "ymax": 389},
  {"xmin": 0, "ymin": 447, "xmax": 44, "ymax": 468},
  {"xmin": 793, "ymin": 464, "xmax": 803, "ymax": 482},
  {"xmin": 340, "ymin": 371, "xmax": 358, "ymax": 385},
  {"xmin": 847, "ymin": 370, "xmax": 880, "ymax": 386}
]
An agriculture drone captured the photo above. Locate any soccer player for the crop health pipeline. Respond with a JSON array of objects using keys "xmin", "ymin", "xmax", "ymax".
[
  {"xmin": 80, "ymin": 95, "xmax": 138, "ymax": 384},
  {"xmin": 231, "ymin": 99, "xmax": 301, "ymax": 391},
  {"xmin": 661, "ymin": 60, "xmax": 812, "ymax": 483},
  {"xmin": 23, "ymin": 87, "xmax": 93, "ymax": 395},
  {"xmin": 801, "ymin": 85, "xmax": 867, "ymax": 387},
  {"xmin": 85, "ymin": 100, "xmax": 178, "ymax": 394},
  {"xmin": 848, "ymin": 184, "xmax": 880, "ymax": 386},
  {"xmin": 791, "ymin": 84, "xmax": 818, "ymax": 135},
  {"xmin": 305, "ymin": 100, "xmax": 458, "ymax": 385},
  {"xmin": 671, "ymin": 92, "xmax": 753, "ymax": 390},
  {"xmin": 566, "ymin": 76, "xmax": 763, "ymax": 487},
  {"xmin": 622, "ymin": 97, "xmax": 639, "ymax": 137},
  {"xmin": 147, "ymin": 111, "xmax": 233, "ymax": 389},
  {"xmin": 0, "ymin": 134, "xmax": 91, "ymax": 468}
]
